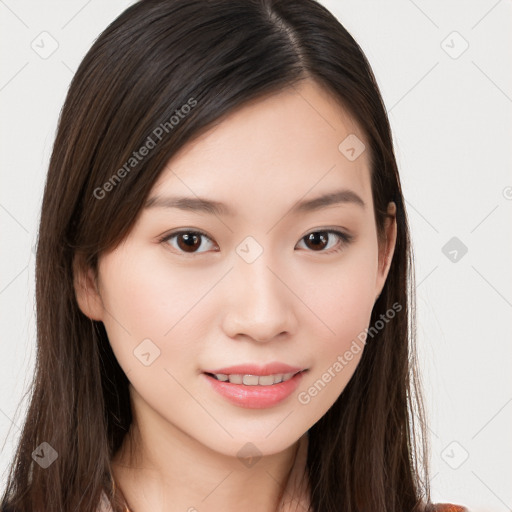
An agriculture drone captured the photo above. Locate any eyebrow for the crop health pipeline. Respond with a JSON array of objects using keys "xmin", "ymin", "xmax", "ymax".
[{"xmin": 144, "ymin": 188, "xmax": 366, "ymax": 216}]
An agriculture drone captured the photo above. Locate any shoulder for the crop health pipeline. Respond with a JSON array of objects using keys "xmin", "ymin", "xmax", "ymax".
[{"xmin": 432, "ymin": 504, "xmax": 469, "ymax": 512}]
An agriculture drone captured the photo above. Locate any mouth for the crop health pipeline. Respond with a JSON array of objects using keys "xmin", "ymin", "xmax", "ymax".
[
  {"xmin": 201, "ymin": 367, "xmax": 309, "ymax": 409},
  {"xmin": 203, "ymin": 369, "xmax": 306, "ymax": 386}
]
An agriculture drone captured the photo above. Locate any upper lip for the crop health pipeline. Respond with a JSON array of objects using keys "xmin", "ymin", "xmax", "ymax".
[{"xmin": 203, "ymin": 362, "xmax": 306, "ymax": 376}]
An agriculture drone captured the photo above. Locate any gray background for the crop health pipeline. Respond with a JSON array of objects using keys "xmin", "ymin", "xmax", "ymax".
[{"xmin": 1, "ymin": 1, "xmax": 511, "ymax": 510}]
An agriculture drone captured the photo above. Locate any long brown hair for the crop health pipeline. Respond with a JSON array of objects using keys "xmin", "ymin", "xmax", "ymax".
[{"xmin": 1, "ymin": 0, "xmax": 431, "ymax": 510}]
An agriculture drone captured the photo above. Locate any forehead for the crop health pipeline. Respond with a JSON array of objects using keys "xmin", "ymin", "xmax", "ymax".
[{"xmin": 150, "ymin": 79, "xmax": 371, "ymax": 216}]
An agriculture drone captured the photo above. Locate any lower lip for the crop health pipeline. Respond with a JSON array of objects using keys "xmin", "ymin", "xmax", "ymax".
[{"xmin": 202, "ymin": 371, "xmax": 306, "ymax": 409}]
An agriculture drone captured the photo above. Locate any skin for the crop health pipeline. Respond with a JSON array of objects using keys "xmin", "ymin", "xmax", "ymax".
[{"xmin": 75, "ymin": 78, "xmax": 397, "ymax": 512}]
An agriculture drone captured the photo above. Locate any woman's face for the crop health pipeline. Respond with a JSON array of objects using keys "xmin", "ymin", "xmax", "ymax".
[{"xmin": 76, "ymin": 79, "xmax": 396, "ymax": 457}]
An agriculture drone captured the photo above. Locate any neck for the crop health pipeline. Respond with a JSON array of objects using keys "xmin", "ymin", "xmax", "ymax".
[{"xmin": 111, "ymin": 419, "xmax": 308, "ymax": 512}]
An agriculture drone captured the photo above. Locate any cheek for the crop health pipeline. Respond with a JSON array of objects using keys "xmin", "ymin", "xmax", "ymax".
[
  {"xmin": 294, "ymin": 242, "xmax": 378, "ymax": 407},
  {"xmin": 303, "ymin": 238, "xmax": 379, "ymax": 345},
  {"xmin": 97, "ymin": 248, "xmax": 213, "ymax": 373}
]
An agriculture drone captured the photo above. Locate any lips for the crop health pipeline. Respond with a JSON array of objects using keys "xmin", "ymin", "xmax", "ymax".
[
  {"xmin": 201, "ymin": 362, "xmax": 308, "ymax": 409},
  {"xmin": 203, "ymin": 363, "xmax": 305, "ymax": 386},
  {"xmin": 202, "ymin": 366, "xmax": 308, "ymax": 409}
]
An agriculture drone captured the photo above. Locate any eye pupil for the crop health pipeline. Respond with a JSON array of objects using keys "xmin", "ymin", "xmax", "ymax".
[
  {"xmin": 178, "ymin": 233, "xmax": 201, "ymax": 252},
  {"xmin": 305, "ymin": 232, "xmax": 328, "ymax": 250}
]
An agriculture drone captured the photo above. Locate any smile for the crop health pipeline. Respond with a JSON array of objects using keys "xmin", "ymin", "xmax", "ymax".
[
  {"xmin": 205, "ymin": 371, "xmax": 301, "ymax": 386},
  {"xmin": 202, "ymin": 369, "xmax": 308, "ymax": 409}
]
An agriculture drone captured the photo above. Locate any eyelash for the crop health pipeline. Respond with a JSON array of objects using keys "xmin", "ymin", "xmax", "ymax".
[{"xmin": 158, "ymin": 228, "xmax": 354, "ymax": 256}]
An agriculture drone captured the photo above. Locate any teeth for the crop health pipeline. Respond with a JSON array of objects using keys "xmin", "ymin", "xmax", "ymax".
[{"xmin": 212, "ymin": 372, "xmax": 298, "ymax": 386}]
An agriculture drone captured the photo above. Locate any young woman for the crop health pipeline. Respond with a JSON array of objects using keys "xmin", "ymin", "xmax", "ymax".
[{"xmin": 1, "ymin": 1, "xmax": 467, "ymax": 511}]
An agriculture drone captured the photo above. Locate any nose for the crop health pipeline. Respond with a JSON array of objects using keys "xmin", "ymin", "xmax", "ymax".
[{"xmin": 221, "ymin": 252, "xmax": 298, "ymax": 343}]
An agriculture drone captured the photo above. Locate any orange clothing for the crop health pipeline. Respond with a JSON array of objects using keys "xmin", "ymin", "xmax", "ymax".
[{"xmin": 432, "ymin": 505, "xmax": 468, "ymax": 512}]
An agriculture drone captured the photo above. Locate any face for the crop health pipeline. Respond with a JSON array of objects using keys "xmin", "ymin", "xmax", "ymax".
[{"xmin": 75, "ymin": 79, "xmax": 396, "ymax": 458}]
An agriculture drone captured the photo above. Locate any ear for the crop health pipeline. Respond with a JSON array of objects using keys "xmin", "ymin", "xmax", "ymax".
[
  {"xmin": 73, "ymin": 252, "xmax": 104, "ymax": 321},
  {"xmin": 374, "ymin": 201, "xmax": 397, "ymax": 300}
]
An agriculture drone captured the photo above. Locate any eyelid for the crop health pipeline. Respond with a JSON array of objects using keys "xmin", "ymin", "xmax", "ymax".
[{"xmin": 301, "ymin": 226, "xmax": 353, "ymax": 241}]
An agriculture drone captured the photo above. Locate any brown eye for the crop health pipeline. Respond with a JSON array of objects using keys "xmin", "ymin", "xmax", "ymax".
[
  {"xmin": 161, "ymin": 230, "xmax": 216, "ymax": 254},
  {"xmin": 176, "ymin": 232, "xmax": 202, "ymax": 252},
  {"xmin": 297, "ymin": 230, "xmax": 353, "ymax": 253},
  {"xmin": 304, "ymin": 232, "xmax": 329, "ymax": 251}
]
